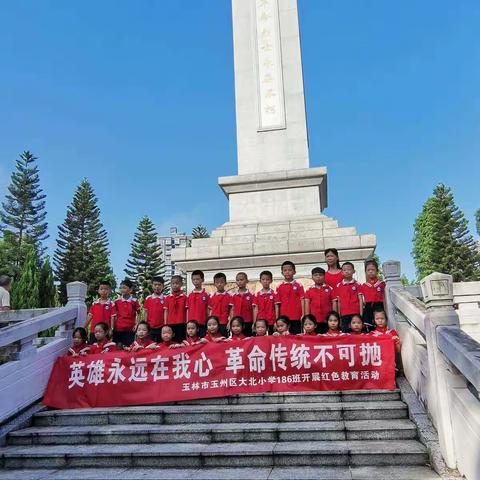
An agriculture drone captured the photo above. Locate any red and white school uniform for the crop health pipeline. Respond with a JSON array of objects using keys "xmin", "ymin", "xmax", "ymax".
[
  {"xmin": 305, "ymin": 284, "xmax": 334, "ymax": 324},
  {"xmin": 143, "ymin": 294, "xmax": 165, "ymax": 330},
  {"xmin": 209, "ymin": 291, "xmax": 232, "ymax": 326},
  {"xmin": 361, "ymin": 278, "xmax": 385, "ymax": 304},
  {"xmin": 253, "ymin": 289, "xmax": 278, "ymax": 326},
  {"xmin": 68, "ymin": 343, "xmax": 91, "ymax": 356},
  {"xmin": 187, "ymin": 289, "xmax": 210, "ymax": 325},
  {"xmin": 322, "ymin": 329, "xmax": 347, "ymax": 337},
  {"xmin": 90, "ymin": 339, "xmax": 116, "ymax": 354},
  {"xmin": 158, "ymin": 340, "xmax": 175, "ymax": 349},
  {"xmin": 129, "ymin": 337, "xmax": 157, "ymax": 352},
  {"xmin": 88, "ymin": 299, "xmax": 116, "ymax": 333},
  {"xmin": 183, "ymin": 336, "xmax": 201, "ymax": 346},
  {"xmin": 231, "ymin": 290, "xmax": 254, "ymax": 325},
  {"xmin": 325, "ymin": 271, "xmax": 343, "ymax": 290},
  {"xmin": 370, "ymin": 326, "xmax": 400, "ymax": 343},
  {"xmin": 334, "ymin": 279, "xmax": 363, "ymax": 316},
  {"xmin": 203, "ymin": 332, "xmax": 225, "ymax": 342},
  {"xmin": 229, "ymin": 333, "xmax": 246, "ymax": 341},
  {"xmin": 275, "ymin": 281, "xmax": 305, "ymax": 321},
  {"xmin": 300, "ymin": 331, "xmax": 318, "ymax": 336},
  {"xmin": 164, "ymin": 291, "xmax": 187, "ymax": 325},
  {"xmin": 114, "ymin": 296, "xmax": 140, "ymax": 332}
]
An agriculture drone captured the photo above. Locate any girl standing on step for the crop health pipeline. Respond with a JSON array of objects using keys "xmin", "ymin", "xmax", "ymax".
[
  {"xmin": 300, "ymin": 314, "xmax": 318, "ymax": 335},
  {"xmin": 370, "ymin": 310, "xmax": 401, "ymax": 352},
  {"xmin": 68, "ymin": 327, "xmax": 91, "ymax": 356},
  {"xmin": 322, "ymin": 311, "xmax": 346, "ymax": 337},
  {"xmin": 128, "ymin": 321, "xmax": 158, "ymax": 352},
  {"xmin": 272, "ymin": 315, "xmax": 292, "ymax": 336},
  {"xmin": 253, "ymin": 318, "xmax": 268, "ymax": 337},
  {"xmin": 228, "ymin": 316, "xmax": 246, "ymax": 341},
  {"xmin": 324, "ymin": 248, "xmax": 343, "ymax": 289},
  {"xmin": 89, "ymin": 322, "xmax": 116, "ymax": 354},
  {"xmin": 183, "ymin": 320, "xmax": 205, "ymax": 346},
  {"xmin": 203, "ymin": 316, "xmax": 226, "ymax": 342}
]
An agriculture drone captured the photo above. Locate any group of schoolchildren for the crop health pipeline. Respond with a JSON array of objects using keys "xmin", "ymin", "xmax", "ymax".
[{"xmin": 68, "ymin": 248, "xmax": 401, "ymax": 357}]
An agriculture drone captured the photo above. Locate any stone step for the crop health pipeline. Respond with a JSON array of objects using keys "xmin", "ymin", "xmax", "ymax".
[
  {"xmin": 33, "ymin": 401, "xmax": 408, "ymax": 427},
  {"xmin": 0, "ymin": 465, "xmax": 441, "ymax": 479},
  {"xmin": 176, "ymin": 390, "xmax": 401, "ymax": 405},
  {"xmin": 0, "ymin": 440, "xmax": 429, "ymax": 469},
  {"xmin": 8, "ymin": 419, "xmax": 417, "ymax": 445}
]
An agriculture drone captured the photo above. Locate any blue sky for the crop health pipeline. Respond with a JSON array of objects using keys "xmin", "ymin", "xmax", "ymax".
[{"xmin": 0, "ymin": 0, "xmax": 479, "ymax": 281}]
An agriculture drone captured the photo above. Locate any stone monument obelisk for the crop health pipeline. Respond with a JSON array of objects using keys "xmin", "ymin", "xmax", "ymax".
[{"xmin": 172, "ymin": 0, "xmax": 376, "ymax": 290}]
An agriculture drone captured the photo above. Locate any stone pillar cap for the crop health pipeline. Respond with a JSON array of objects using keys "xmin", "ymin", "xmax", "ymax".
[{"xmin": 420, "ymin": 272, "xmax": 454, "ymax": 308}]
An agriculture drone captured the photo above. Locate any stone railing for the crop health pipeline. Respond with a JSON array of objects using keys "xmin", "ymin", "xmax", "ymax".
[
  {"xmin": 383, "ymin": 262, "xmax": 480, "ymax": 480},
  {"xmin": 0, "ymin": 282, "xmax": 87, "ymax": 424}
]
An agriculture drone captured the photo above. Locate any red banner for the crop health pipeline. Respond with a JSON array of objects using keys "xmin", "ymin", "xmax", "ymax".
[{"xmin": 43, "ymin": 335, "xmax": 395, "ymax": 409}]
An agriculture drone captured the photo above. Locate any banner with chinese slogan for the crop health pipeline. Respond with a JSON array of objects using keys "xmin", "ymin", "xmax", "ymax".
[{"xmin": 43, "ymin": 335, "xmax": 395, "ymax": 409}]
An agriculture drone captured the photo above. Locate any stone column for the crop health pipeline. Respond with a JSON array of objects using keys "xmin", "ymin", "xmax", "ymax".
[
  {"xmin": 382, "ymin": 260, "xmax": 402, "ymax": 330},
  {"xmin": 66, "ymin": 281, "xmax": 88, "ymax": 329},
  {"xmin": 421, "ymin": 272, "xmax": 460, "ymax": 469}
]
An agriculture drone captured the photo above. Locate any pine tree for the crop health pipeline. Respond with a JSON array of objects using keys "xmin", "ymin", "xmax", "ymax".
[
  {"xmin": 124, "ymin": 216, "xmax": 164, "ymax": 299},
  {"xmin": 11, "ymin": 244, "xmax": 40, "ymax": 309},
  {"xmin": 39, "ymin": 257, "xmax": 57, "ymax": 307},
  {"xmin": 412, "ymin": 184, "xmax": 480, "ymax": 282},
  {"xmin": 0, "ymin": 151, "xmax": 48, "ymax": 267},
  {"xmin": 476, "ymin": 209, "xmax": 480, "ymax": 236},
  {"xmin": 53, "ymin": 179, "xmax": 114, "ymax": 304},
  {"xmin": 192, "ymin": 224, "xmax": 209, "ymax": 239}
]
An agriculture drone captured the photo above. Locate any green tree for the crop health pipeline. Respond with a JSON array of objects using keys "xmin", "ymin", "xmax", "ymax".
[
  {"xmin": 53, "ymin": 179, "xmax": 114, "ymax": 304},
  {"xmin": 192, "ymin": 224, "xmax": 209, "ymax": 239},
  {"xmin": 124, "ymin": 216, "xmax": 164, "ymax": 299},
  {"xmin": 476, "ymin": 209, "xmax": 480, "ymax": 236},
  {"xmin": 11, "ymin": 244, "xmax": 40, "ymax": 309},
  {"xmin": 0, "ymin": 151, "xmax": 48, "ymax": 269},
  {"xmin": 400, "ymin": 275, "xmax": 416, "ymax": 286},
  {"xmin": 39, "ymin": 257, "xmax": 57, "ymax": 307},
  {"xmin": 412, "ymin": 184, "xmax": 480, "ymax": 282}
]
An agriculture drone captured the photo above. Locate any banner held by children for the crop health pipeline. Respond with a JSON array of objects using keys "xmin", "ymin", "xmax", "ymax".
[{"xmin": 43, "ymin": 335, "xmax": 396, "ymax": 409}]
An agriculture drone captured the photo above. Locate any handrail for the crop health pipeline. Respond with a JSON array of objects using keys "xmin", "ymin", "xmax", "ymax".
[
  {"xmin": 0, "ymin": 306, "xmax": 78, "ymax": 349},
  {"xmin": 389, "ymin": 287, "xmax": 426, "ymax": 336}
]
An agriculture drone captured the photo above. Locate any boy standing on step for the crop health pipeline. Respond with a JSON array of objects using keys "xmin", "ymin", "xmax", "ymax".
[
  {"xmin": 304, "ymin": 267, "xmax": 334, "ymax": 333},
  {"xmin": 143, "ymin": 276, "xmax": 166, "ymax": 342},
  {"xmin": 361, "ymin": 259, "xmax": 385, "ymax": 331},
  {"xmin": 275, "ymin": 261, "xmax": 305, "ymax": 334},
  {"xmin": 113, "ymin": 279, "xmax": 140, "ymax": 346},
  {"xmin": 253, "ymin": 270, "xmax": 278, "ymax": 335},
  {"xmin": 208, "ymin": 272, "xmax": 232, "ymax": 337},
  {"xmin": 230, "ymin": 272, "xmax": 254, "ymax": 336},
  {"xmin": 164, "ymin": 275, "xmax": 188, "ymax": 343},
  {"xmin": 333, "ymin": 262, "xmax": 363, "ymax": 333},
  {"xmin": 187, "ymin": 270, "xmax": 210, "ymax": 338},
  {"xmin": 84, "ymin": 280, "xmax": 116, "ymax": 343}
]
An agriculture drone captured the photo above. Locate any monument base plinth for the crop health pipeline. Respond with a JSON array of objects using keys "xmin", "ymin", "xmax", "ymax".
[{"xmin": 172, "ymin": 215, "xmax": 376, "ymax": 291}]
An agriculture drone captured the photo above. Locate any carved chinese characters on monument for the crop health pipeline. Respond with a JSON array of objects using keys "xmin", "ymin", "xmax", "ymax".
[{"xmin": 255, "ymin": 0, "xmax": 286, "ymax": 130}]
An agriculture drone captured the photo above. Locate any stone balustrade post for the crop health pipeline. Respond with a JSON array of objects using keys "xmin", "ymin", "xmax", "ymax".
[
  {"xmin": 382, "ymin": 260, "xmax": 402, "ymax": 330},
  {"xmin": 66, "ymin": 282, "xmax": 88, "ymax": 329},
  {"xmin": 421, "ymin": 272, "xmax": 460, "ymax": 469}
]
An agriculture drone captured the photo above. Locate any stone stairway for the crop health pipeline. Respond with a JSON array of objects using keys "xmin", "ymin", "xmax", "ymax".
[{"xmin": 0, "ymin": 390, "xmax": 441, "ymax": 480}]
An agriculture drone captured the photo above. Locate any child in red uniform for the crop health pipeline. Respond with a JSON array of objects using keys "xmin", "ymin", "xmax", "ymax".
[
  {"xmin": 324, "ymin": 248, "xmax": 343, "ymax": 289},
  {"xmin": 349, "ymin": 314, "xmax": 366, "ymax": 335},
  {"xmin": 113, "ymin": 279, "xmax": 140, "ymax": 347},
  {"xmin": 253, "ymin": 270, "xmax": 277, "ymax": 335},
  {"xmin": 370, "ymin": 310, "xmax": 401, "ymax": 352},
  {"xmin": 322, "ymin": 311, "xmax": 346, "ymax": 337},
  {"xmin": 305, "ymin": 267, "xmax": 334, "ymax": 334},
  {"xmin": 89, "ymin": 322, "xmax": 116, "ymax": 354},
  {"xmin": 361, "ymin": 260, "xmax": 385, "ymax": 332},
  {"xmin": 204, "ymin": 316, "xmax": 226, "ymax": 342},
  {"xmin": 68, "ymin": 327, "xmax": 90, "ymax": 356},
  {"xmin": 157, "ymin": 325, "xmax": 176, "ymax": 349},
  {"xmin": 129, "ymin": 321, "xmax": 157, "ymax": 352},
  {"xmin": 164, "ymin": 275, "xmax": 188, "ymax": 343},
  {"xmin": 187, "ymin": 270, "xmax": 210, "ymax": 338},
  {"xmin": 84, "ymin": 281, "xmax": 116, "ymax": 343},
  {"xmin": 231, "ymin": 272, "xmax": 254, "ymax": 337},
  {"xmin": 272, "ymin": 315, "xmax": 291, "ymax": 336},
  {"xmin": 253, "ymin": 318, "xmax": 268, "ymax": 337},
  {"xmin": 301, "ymin": 314, "xmax": 318, "ymax": 335},
  {"xmin": 228, "ymin": 316, "xmax": 246, "ymax": 341},
  {"xmin": 333, "ymin": 262, "xmax": 364, "ymax": 333},
  {"xmin": 183, "ymin": 320, "xmax": 205, "ymax": 346},
  {"xmin": 208, "ymin": 272, "xmax": 232, "ymax": 337},
  {"xmin": 143, "ymin": 276, "xmax": 166, "ymax": 343},
  {"xmin": 275, "ymin": 261, "xmax": 305, "ymax": 334}
]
